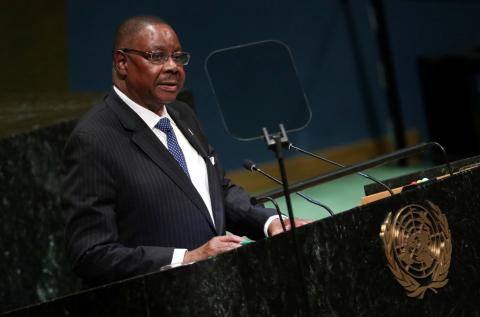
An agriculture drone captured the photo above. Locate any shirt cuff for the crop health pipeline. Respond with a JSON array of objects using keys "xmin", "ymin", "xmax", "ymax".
[
  {"xmin": 264, "ymin": 215, "xmax": 288, "ymax": 237},
  {"xmin": 172, "ymin": 248, "xmax": 187, "ymax": 265}
]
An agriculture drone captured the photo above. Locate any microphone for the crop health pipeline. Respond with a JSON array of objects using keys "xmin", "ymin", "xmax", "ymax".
[
  {"xmin": 243, "ymin": 159, "xmax": 335, "ymax": 216},
  {"xmin": 287, "ymin": 143, "xmax": 394, "ymax": 196}
]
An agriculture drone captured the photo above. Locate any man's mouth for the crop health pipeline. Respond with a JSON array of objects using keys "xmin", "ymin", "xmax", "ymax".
[{"xmin": 158, "ymin": 81, "xmax": 178, "ymax": 92}]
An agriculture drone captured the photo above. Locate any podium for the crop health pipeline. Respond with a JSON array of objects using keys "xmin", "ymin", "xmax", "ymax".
[{"xmin": 3, "ymin": 156, "xmax": 480, "ymax": 316}]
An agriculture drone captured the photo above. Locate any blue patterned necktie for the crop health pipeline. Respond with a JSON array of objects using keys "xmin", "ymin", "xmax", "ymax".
[{"xmin": 155, "ymin": 118, "xmax": 190, "ymax": 178}]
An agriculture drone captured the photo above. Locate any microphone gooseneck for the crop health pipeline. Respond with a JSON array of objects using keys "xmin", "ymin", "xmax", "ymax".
[
  {"xmin": 288, "ymin": 143, "xmax": 395, "ymax": 196},
  {"xmin": 262, "ymin": 196, "xmax": 287, "ymax": 232},
  {"xmin": 243, "ymin": 159, "xmax": 335, "ymax": 216}
]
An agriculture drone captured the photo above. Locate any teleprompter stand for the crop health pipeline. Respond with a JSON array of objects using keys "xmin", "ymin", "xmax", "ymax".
[{"xmin": 262, "ymin": 123, "xmax": 312, "ymax": 316}]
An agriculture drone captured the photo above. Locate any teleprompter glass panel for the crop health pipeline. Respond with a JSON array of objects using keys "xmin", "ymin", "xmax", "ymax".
[{"xmin": 205, "ymin": 40, "xmax": 311, "ymax": 141}]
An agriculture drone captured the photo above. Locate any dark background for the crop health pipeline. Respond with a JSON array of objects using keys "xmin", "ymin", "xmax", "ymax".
[{"xmin": 3, "ymin": 0, "xmax": 480, "ymax": 169}]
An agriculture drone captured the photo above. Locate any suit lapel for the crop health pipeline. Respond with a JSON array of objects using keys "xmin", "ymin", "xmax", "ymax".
[
  {"xmin": 168, "ymin": 104, "xmax": 225, "ymax": 235},
  {"xmin": 205, "ymin": 160, "xmax": 224, "ymax": 234},
  {"xmin": 105, "ymin": 91, "xmax": 217, "ymax": 233}
]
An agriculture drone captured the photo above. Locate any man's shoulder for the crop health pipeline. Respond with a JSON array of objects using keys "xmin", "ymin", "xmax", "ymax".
[
  {"xmin": 168, "ymin": 100, "xmax": 196, "ymax": 117},
  {"xmin": 167, "ymin": 100, "xmax": 203, "ymax": 131},
  {"xmin": 71, "ymin": 92, "xmax": 121, "ymax": 135}
]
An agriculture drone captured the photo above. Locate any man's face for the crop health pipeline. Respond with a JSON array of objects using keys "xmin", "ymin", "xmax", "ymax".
[{"xmin": 121, "ymin": 23, "xmax": 186, "ymax": 109}]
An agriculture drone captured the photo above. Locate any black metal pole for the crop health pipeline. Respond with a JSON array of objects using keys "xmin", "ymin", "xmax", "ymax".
[
  {"xmin": 271, "ymin": 135, "xmax": 311, "ymax": 316},
  {"xmin": 273, "ymin": 135, "xmax": 296, "ymax": 230},
  {"xmin": 340, "ymin": 0, "xmax": 385, "ymax": 150},
  {"xmin": 369, "ymin": 0, "xmax": 407, "ymax": 154}
]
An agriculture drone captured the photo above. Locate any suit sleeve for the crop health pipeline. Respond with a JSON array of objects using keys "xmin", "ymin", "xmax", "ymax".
[
  {"xmin": 210, "ymin": 145, "xmax": 277, "ymax": 240},
  {"xmin": 62, "ymin": 130, "xmax": 173, "ymax": 285}
]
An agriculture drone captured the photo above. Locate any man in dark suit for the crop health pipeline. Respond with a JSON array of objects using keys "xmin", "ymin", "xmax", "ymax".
[{"xmin": 63, "ymin": 15, "xmax": 305, "ymax": 286}]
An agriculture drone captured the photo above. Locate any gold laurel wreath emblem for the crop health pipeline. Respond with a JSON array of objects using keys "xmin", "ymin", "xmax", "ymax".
[{"xmin": 380, "ymin": 201, "xmax": 452, "ymax": 299}]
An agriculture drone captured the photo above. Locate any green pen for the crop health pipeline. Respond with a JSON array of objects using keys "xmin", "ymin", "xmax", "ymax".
[{"xmin": 240, "ymin": 240, "xmax": 253, "ymax": 245}]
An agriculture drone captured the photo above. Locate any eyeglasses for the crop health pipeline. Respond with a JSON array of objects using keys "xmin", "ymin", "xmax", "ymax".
[{"xmin": 119, "ymin": 48, "xmax": 191, "ymax": 65}]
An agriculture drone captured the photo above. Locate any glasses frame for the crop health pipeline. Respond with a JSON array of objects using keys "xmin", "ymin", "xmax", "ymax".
[{"xmin": 119, "ymin": 48, "xmax": 191, "ymax": 66}]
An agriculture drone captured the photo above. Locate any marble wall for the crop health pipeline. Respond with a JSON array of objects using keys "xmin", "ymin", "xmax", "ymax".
[
  {"xmin": 0, "ymin": 94, "xmax": 97, "ymax": 313},
  {"xmin": 0, "ymin": 121, "xmax": 84, "ymax": 313}
]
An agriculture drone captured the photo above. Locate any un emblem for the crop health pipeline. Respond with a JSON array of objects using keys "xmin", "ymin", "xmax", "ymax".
[{"xmin": 380, "ymin": 201, "xmax": 452, "ymax": 299}]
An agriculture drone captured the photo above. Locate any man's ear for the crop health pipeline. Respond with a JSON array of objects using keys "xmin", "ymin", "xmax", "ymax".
[{"xmin": 113, "ymin": 50, "xmax": 128, "ymax": 77}]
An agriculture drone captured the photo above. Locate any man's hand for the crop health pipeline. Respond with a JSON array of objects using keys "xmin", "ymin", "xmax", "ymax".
[
  {"xmin": 268, "ymin": 218, "xmax": 312, "ymax": 236},
  {"xmin": 183, "ymin": 235, "xmax": 244, "ymax": 264}
]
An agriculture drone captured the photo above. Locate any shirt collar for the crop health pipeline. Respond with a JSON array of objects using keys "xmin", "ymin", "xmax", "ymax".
[{"xmin": 113, "ymin": 85, "xmax": 171, "ymax": 129}]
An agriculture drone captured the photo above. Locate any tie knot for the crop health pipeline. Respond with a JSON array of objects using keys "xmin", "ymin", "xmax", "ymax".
[{"xmin": 156, "ymin": 117, "xmax": 173, "ymax": 133}]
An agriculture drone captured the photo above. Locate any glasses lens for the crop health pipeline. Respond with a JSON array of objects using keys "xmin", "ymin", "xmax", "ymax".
[
  {"xmin": 146, "ymin": 51, "xmax": 190, "ymax": 65},
  {"xmin": 172, "ymin": 52, "xmax": 190, "ymax": 65},
  {"xmin": 150, "ymin": 51, "xmax": 169, "ymax": 63}
]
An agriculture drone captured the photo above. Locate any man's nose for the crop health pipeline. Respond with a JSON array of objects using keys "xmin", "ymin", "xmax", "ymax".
[{"xmin": 163, "ymin": 56, "xmax": 179, "ymax": 71}]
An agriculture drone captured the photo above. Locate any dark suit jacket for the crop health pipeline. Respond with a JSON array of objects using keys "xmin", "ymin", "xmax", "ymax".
[{"xmin": 62, "ymin": 90, "xmax": 275, "ymax": 285}]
